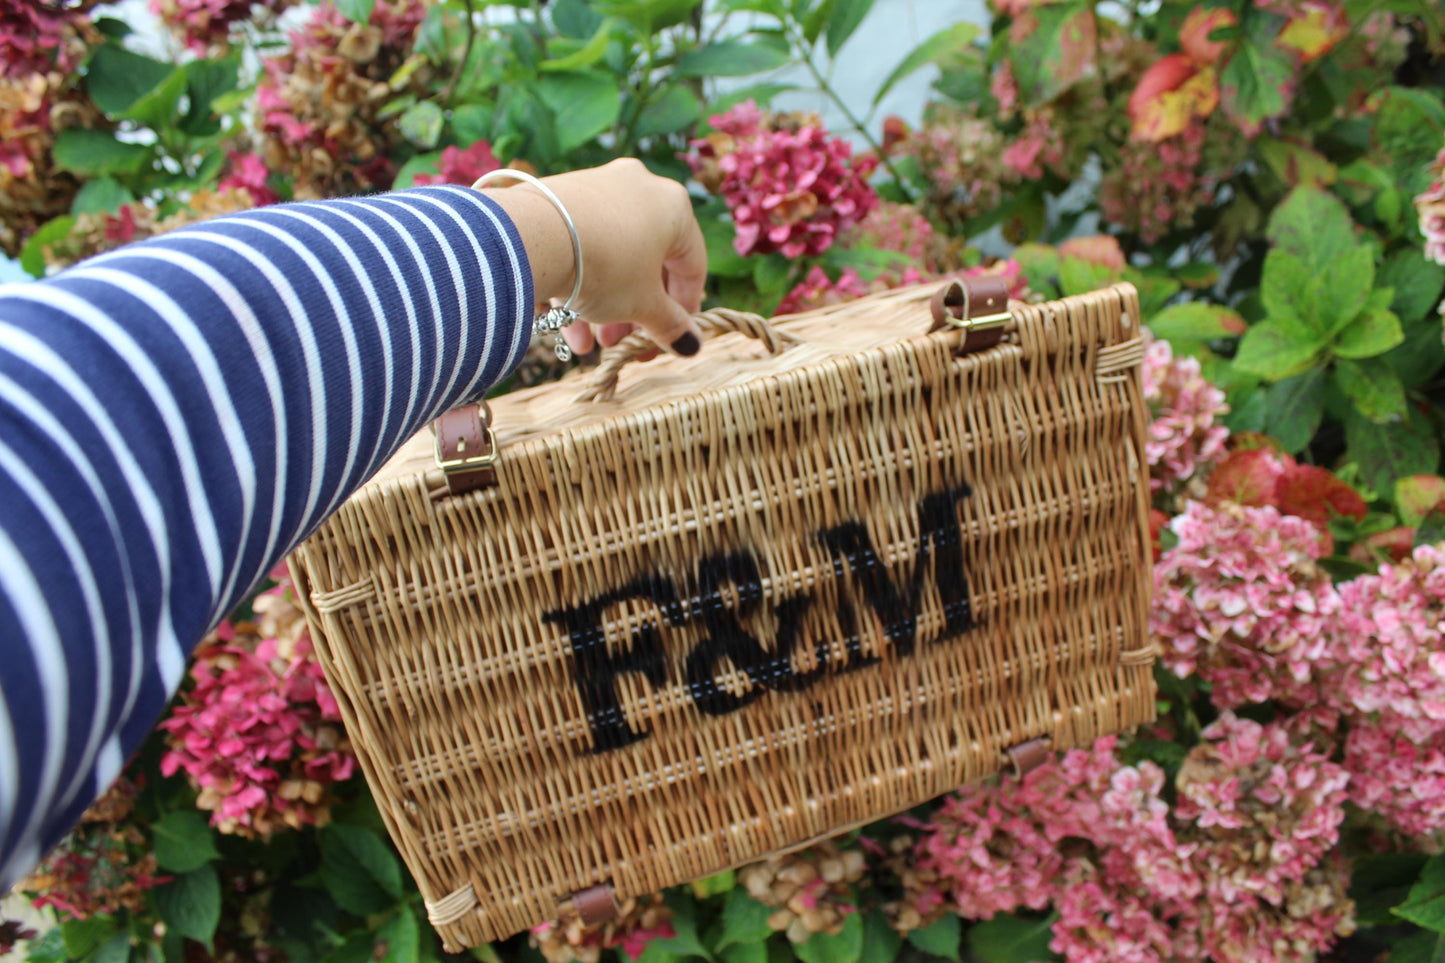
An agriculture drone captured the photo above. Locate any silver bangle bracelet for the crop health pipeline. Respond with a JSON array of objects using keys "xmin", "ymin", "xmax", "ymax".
[{"xmin": 473, "ymin": 168, "xmax": 583, "ymax": 362}]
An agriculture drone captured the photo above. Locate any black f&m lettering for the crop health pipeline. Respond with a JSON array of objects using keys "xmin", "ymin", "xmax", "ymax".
[
  {"xmin": 817, "ymin": 485, "xmax": 977, "ymax": 658},
  {"xmin": 684, "ymin": 551, "xmax": 819, "ymax": 714},
  {"xmin": 543, "ymin": 575, "xmax": 681, "ymax": 754}
]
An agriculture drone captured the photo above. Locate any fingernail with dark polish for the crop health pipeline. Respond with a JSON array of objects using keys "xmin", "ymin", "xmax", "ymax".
[{"xmin": 672, "ymin": 332, "xmax": 701, "ymax": 356}]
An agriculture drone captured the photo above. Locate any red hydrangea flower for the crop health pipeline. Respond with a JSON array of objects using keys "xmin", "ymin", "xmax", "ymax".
[
  {"xmin": 0, "ymin": 0, "xmax": 96, "ymax": 80},
  {"xmin": 687, "ymin": 101, "xmax": 878, "ymax": 258},
  {"xmin": 151, "ymin": 0, "xmax": 297, "ymax": 52},
  {"xmin": 414, "ymin": 140, "xmax": 502, "ymax": 187},
  {"xmin": 218, "ymin": 151, "xmax": 280, "ymax": 207}
]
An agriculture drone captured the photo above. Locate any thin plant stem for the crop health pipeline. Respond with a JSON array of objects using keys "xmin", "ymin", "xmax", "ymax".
[{"xmin": 440, "ymin": 0, "xmax": 477, "ymax": 108}]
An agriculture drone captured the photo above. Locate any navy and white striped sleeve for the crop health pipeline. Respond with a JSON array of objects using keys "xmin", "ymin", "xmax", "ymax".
[{"xmin": 0, "ymin": 185, "xmax": 533, "ymax": 886}]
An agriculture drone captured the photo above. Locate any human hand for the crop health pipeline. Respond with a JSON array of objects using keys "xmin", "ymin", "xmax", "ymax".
[{"xmin": 478, "ymin": 158, "xmax": 707, "ymax": 357}]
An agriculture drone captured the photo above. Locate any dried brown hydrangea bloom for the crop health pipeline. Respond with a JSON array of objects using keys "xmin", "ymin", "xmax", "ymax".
[{"xmin": 0, "ymin": 72, "xmax": 102, "ymax": 256}]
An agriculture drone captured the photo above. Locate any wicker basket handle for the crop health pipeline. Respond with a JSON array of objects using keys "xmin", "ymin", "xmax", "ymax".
[{"xmin": 576, "ymin": 307, "xmax": 802, "ymax": 403}]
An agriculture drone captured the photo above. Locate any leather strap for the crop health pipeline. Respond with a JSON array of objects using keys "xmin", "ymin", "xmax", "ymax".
[
  {"xmin": 563, "ymin": 884, "xmax": 619, "ymax": 925},
  {"xmin": 1004, "ymin": 737, "xmax": 1053, "ymax": 779},
  {"xmin": 432, "ymin": 405, "xmax": 496, "ymax": 496},
  {"xmin": 929, "ymin": 275, "xmax": 1012, "ymax": 353}
]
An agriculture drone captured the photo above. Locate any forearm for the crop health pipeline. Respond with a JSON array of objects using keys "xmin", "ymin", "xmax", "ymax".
[{"xmin": 0, "ymin": 185, "xmax": 532, "ymax": 884}]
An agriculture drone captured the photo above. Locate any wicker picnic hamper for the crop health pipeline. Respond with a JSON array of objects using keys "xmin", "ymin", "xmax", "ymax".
[{"xmin": 289, "ymin": 277, "xmax": 1157, "ymax": 951}]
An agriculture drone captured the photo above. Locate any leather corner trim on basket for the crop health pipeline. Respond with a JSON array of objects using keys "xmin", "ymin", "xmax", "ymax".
[
  {"xmin": 425, "ymin": 883, "xmax": 478, "ymax": 927},
  {"xmin": 929, "ymin": 276, "xmax": 1012, "ymax": 353},
  {"xmin": 560, "ymin": 884, "xmax": 620, "ymax": 926},
  {"xmin": 432, "ymin": 404, "xmax": 497, "ymax": 496},
  {"xmin": 1004, "ymin": 737, "xmax": 1053, "ymax": 779}
]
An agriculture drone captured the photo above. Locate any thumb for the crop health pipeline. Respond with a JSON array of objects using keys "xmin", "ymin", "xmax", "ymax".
[{"xmin": 637, "ymin": 292, "xmax": 703, "ymax": 357}]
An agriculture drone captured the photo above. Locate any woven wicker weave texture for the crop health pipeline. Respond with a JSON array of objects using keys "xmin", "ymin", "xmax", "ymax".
[{"xmin": 290, "ymin": 280, "xmax": 1156, "ymax": 951}]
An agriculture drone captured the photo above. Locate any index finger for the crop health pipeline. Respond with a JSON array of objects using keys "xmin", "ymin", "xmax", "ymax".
[{"xmin": 663, "ymin": 209, "xmax": 708, "ymax": 315}]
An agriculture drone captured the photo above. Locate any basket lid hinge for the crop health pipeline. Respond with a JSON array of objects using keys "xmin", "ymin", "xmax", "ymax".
[
  {"xmin": 929, "ymin": 276, "xmax": 1013, "ymax": 354},
  {"xmin": 432, "ymin": 400, "xmax": 498, "ymax": 497}
]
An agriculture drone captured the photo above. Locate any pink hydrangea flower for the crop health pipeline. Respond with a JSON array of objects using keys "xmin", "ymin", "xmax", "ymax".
[
  {"xmin": 840, "ymin": 201, "xmax": 936, "ymax": 263},
  {"xmin": 159, "ymin": 579, "xmax": 356, "ymax": 837},
  {"xmin": 1141, "ymin": 337, "xmax": 1229, "ymax": 495},
  {"xmin": 1001, "ymin": 112, "xmax": 1066, "ymax": 181},
  {"xmin": 1100, "ymin": 122, "xmax": 1214, "ymax": 243},
  {"xmin": 687, "ymin": 101, "xmax": 879, "ymax": 258},
  {"xmin": 1328, "ymin": 543, "xmax": 1445, "ymax": 742},
  {"xmin": 1152, "ymin": 501, "xmax": 1342, "ymax": 710},
  {"xmin": 1176, "ymin": 715, "xmax": 1349, "ymax": 906},
  {"xmin": 217, "ymin": 151, "xmax": 279, "ymax": 207},
  {"xmin": 414, "ymin": 140, "xmax": 502, "ymax": 187},
  {"xmin": 1342, "ymin": 720, "xmax": 1445, "ymax": 838},
  {"xmin": 1416, "ymin": 146, "xmax": 1445, "ymax": 269}
]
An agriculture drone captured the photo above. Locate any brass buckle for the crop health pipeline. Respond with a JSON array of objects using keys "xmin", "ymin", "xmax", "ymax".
[
  {"xmin": 433, "ymin": 401, "xmax": 499, "ymax": 473},
  {"xmin": 940, "ymin": 280, "xmax": 1012, "ymax": 332}
]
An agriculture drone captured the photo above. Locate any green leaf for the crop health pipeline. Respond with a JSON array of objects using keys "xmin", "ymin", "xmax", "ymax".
[
  {"xmin": 85, "ymin": 44, "xmax": 178, "ymax": 121},
  {"xmin": 1261, "ymin": 249, "xmax": 1321, "ymax": 330},
  {"xmin": 874, "ymin": 22, "xmax": 980, "ymax": 106},
  {"xmin": 536, "ymin": 71, "xmax": 622, "ymax": 153},
  {"xmin": 702, "ymin": 215, "xmax": 753, "ymax": 277},
  {"xmin": 1267, "ymin": 187, "xmax": 1358, "ymax": 278},
  {"xmin": 795, "ymin": 911, "xmax": 863, "ymax": 963},
  {"xmin": 181, "ymin": 57, "xmax": 241, "ymax": 136},
  {"xmin": 1146, "ymin": 303, "xmax": 1242, "ymax": 344},
  {"xmin": 675, "ymin": 41, "xmax": 791, "ymax": 77},
  {"xmin": 825, "ymin": 0, "xmax": 875, "ymax": 56},
  {"xmin": 19, "ymin": 215, "xmax": 76, "ymax": 277},
  {"xmin": 450, "ymin": 104, "xmax": 492, "ymax": 146},
  {"xmin": 648, "ymin": 891, "xmax": 713, "ymax": 960},
  {"xmin": 1346, "ymin": 406, "xmax": 1441, "ymax": 496},
  {"xmin": 858, "ymin": 912, "xmax": 901, "ymax": 963},
  {"xmin": 319, "ymin": 824, "xmax": 404, "ymax": 917},
  {"xmin": 635, "ymin": 85, "xmax": 701, "ymax": 139},
  {"xmin": 551, "ymin": 0, "xmax": 605, "ymax": 38},
  {"xmin": 1419, "ymin": 509, "xmax": 1445, "ymax": 549},
  {"xmin": 71, "ymin": 177, "xmax": 135, "ymax": 216},
  {"xmin": 378, "ymin": 907, "xmax": 420, "ymax": 963},
  {"xmin": 1232, "ymin": 319, "xmax": 1324, "ymax": 380},
  {"xmin": 1396, "ymin": 855, "xmax": 1445, "ymax": 932},
  {"xmin": 155, "ymin": 866, "xmax": 222, "ymax": 949},
  {"xmin": 62, "ymin": 918, "xmax": 116, "ymax": 959},
  {"xmin": 1318, "ymin": 244, "xmax": 1377, "ymax": 334},
  {"xmin": 1334, "ymin": 306, "xmax": 1404, "ymax": 359},
  {"xmin": 392, "ymin": 151, "xmax": 440, "ymax": 190},
  {"xmin": 541, "ymin": 21, "xmax": 614, "ymax": 72},
  {"xmin": 1058, "ymin": 257, "xmax": 1118, "ymax": 298},
  {"xmin": 906, "ymin": 914, "xmax": 960, "ymax": 961},
  {"xmin": 966, "ymin": 912, "xmax": 1056, "ymax": 963},
  {"xmin": 92, "ymin": 932, "xmax": 133, "ymax": 963},
  {"xmin": 52, "ymin": 128, "xmax": 150, "ymax": 176},
  {"xmin": 1335, "ymin": 357, "xmax": 1408, "ymax": 422},
  {"xmin": 753, "ymin": 254, "xmax": 792, "ymax": 296},
  {"xmin": 151, "ymin": 810, "xmax": 222, "ymax": 873},
  {"xmin": 1265, "ymin": 368, "xmax": 1327, "ymax": 454},
  {"xmin": 1387, "ymin": 316, "xmax": 1445, "ymax": 389},
  {"xmin": 1386, "ymin": 930, "xmax": 1445, "ymax": 963},
  {"xmin": 1218, "ymin": 27, "xmax": 1295, "ymax": 135},
  {"xmin": 1380, "ymin": 249, "xmax": 1445, "ymax": 324},
  {"xmin": 591, "ymin": 0, "xmax": 699, "ymax": 31},
  {"xmin": 719, "ymin": 943, "xmax": 767, "ymax": 963},
  {"xmin": 399, "ymin": 100, "xmax": 445, "ymax": 149},
  {"xmin": 718, "ymin": 888, "xmax": 775, "ymax": 950},
  {"xmin": 337, "ymin": 0, "xmax": 376, "ymax": 24}
]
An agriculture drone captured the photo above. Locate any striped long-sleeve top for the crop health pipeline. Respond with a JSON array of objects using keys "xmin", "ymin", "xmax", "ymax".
[{"xmin": 0, "ymin": 185, "xmax": 533, "ymax": 888}]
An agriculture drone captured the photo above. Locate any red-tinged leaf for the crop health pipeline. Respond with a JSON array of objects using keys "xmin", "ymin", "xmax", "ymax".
[
  {"xmin": 1180, "ymin": 6, "xmax": 1237, "ymax": 66},
  {"xmin": 1277, "ymin": 5, "xmax": 1348, "ymax": 64},
  {"xmin": 1129, "ymin": 55, "xmax": 1217, "ymax": 142},
  {"xmin": 1149, "ymin": 508, "xmax": 1170, "ymax": 562},
  {"xmin": 1395, "ymin": 475, "xmax": 1445, "ymax": 526},
  {"xmin": 1274, "ymin": 463, "xmax": 1368, "ymax": 527},
  {"xmin": 1349, "ymin": 526, "xmax": 1416, "ymax": 565},
  {"xmin": 1219, "ymin": 33, "xmax": 1296, "ymax": 137},
  {"xmin": 1058, "ymin": 234, "xmax": 1126, "ymax": 271},
  {"xmin": 1206, "ymin": 448, "xmax": 1289, "ymax": 507}
]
